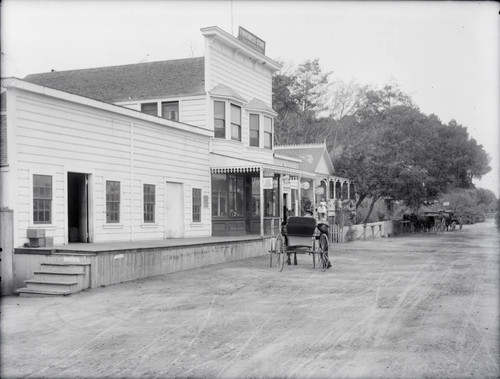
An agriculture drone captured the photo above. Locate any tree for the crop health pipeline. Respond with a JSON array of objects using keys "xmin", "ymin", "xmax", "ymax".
[
  {"xmin": 272, "ymin": 62, "xmax": 492, "ymax": 223},
  {"xmin": 272, "ymin": 59, "xmax": 332, "ymax": 145},
  {"xmin": 332, "ymin": 85, "xmax": 491, "ymax": 222}
]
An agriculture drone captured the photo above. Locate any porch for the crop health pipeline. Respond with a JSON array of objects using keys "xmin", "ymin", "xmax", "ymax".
[{"xmin": 13, "ymin": 235, "xmax": 270, "ymax": 296}]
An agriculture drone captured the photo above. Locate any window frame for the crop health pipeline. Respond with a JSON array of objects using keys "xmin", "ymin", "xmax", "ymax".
[
  {"xmin": 143, "ymin": 184, "xmax": 156, "ymax": 223},
  {"xmin": 249, "ymin": 113, "xmax": 260, "ymax": 147},
  {"xmin": 264, "ymin": 116, "xmax": 273, "ymax": 149},
  {"xmin": 33, "ymin": 174, "xmax": 52, "ymax": 224},
  {"xmin": 214, "ymin": 101, "xmax": 226, "ymax": 138},
  {"xmin": 161, "ymin": 101, "xmax": 179, "ymax": 121},
  {"xmin": 106, "ymin": 180, "xmax": 121, "ymax": 224},
  {"xmin": 192, "ymin": 188, "xmax": 202, "ymax": 222},
  {"xmin": 230, "ymin": 104, "xmax": 242, "ymax": 142},
  {"xmin": 141, "ymin": 102, "xmax": 158, "ymax": 116}
]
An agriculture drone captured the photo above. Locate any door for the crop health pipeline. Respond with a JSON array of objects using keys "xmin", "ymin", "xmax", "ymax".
[
  {"xmin": 68, "ymin": 172, "xmax": 89, "ymax": 243},
  {"xmin": 165, "ymin": 182, "xmax": 184, "ymax": 238}
]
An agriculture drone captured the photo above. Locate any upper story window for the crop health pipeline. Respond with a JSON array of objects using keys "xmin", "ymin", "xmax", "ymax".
[
  {"xmin": 141, "ymin": 102, "xmax": 158, "ymax": 116},
  {"xmin": 264, "ymin": 116, "xmax": 273, "ymax": 149},
  {"xmin": 162, "ymin": 101, "xmax": 179, "ymax": 121},
  {"xmin": 231, "ymin": 105, "xmax": 241, "ymax": 142},
  {"xmin": 33, "ymin": 174, "xmax": 52, "ymax": 224},
  {"xmin": 249, "ymin": 114, "xmax": 260, "ymax": 147},
  {"xmin": 214, "ymin": 101, "xmax": 226, "ymax": 138}
]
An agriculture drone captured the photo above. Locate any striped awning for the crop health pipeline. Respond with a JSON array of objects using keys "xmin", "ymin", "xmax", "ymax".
[{"xmin": 211, "ymin": 166, "xmax": 260, "ymax": 174}]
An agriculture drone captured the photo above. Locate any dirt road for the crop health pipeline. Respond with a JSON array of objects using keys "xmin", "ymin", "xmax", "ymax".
[{"xmin": 1, "ymin": 220, "xmax": 498, "ymax": 378}]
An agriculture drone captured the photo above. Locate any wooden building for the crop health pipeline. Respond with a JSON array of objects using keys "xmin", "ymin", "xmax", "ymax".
[{"xmin": 0, "ymin": 26, "xmax": 353, "ymax": 295}]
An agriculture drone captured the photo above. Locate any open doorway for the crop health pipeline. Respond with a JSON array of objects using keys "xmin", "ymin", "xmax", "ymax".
[{"xmin": 68, "ymin": 172, "xmax": 89, "ymax": 243}]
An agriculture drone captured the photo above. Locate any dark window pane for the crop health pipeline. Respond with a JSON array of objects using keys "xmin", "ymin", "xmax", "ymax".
[
  {"xmin": 231, "ymin": 105, "xmax": 241, "ymax": 141},
  {"xmin": 141, "ymin": 102, "xmax": 158, "ymax": 116},
  {"xmin": 192, "ymin": 188, "xmax": 201, "ymax": 222},
  {"xmin": 214, "ymin": 101, "xmax": 225, "ymax": 139},
  {"xmin": 161, "ymin": 101, "xmax": 179, "ymax": 121}
]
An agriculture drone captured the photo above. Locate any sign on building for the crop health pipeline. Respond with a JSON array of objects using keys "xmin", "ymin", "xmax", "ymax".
[{"xmin": 238, "ymin": 27, "xmax": 266, "ymax": 55}]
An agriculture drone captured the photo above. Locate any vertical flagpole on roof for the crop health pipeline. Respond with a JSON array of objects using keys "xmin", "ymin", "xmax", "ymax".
[{"xmin": 231, "ymin": 0, "xmax": 234, "ymax": 35}]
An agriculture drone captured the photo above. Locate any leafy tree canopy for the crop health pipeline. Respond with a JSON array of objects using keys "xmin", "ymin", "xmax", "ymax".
[{"xmin": 272, "ymin": 60, "xmax": 492, "ymax": 221}]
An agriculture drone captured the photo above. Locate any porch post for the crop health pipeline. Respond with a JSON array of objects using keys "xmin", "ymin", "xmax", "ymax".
[{"xmin": 259, "ymin": 168, "xmax": 264, "ymax": 238}]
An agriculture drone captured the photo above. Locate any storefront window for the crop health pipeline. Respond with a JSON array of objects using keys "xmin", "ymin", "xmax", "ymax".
[
  {"xmin": 228, "ymin": 175, "xmax": 245, "ymax": 216},
  {"xmin": 300, "ymin": 177, "xmax": 314, "ymax": 216},
  {"xmin": 212, "ymin": 174, "xmax": 227, "ymax": 217},
  {"xmin": 212, "ymin": 174, "xmax": 248, "ymax": 218},
  {"xmin": 251, "ymin": 177, "xmax": 260, "ymax": 216},
  {"xmin": 264, "ymin": 175, "xmax": 279, "ymax": 217}
]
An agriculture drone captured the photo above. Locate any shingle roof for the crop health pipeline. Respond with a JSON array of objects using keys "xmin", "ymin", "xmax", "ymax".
[
  {"xmin": 245, "ymin": 98, "xmax": 276, "ymax": 114},
  {"xmin": 23, "ymin": 57, "xmax": 205, "ymax": 103},
  {"xmin": 275, "ymin": 144, "xmax": 333, "ymax": 173},
  {"xmin": 209, "ymin": 84, "xmax": 246, "ymax": 102}
]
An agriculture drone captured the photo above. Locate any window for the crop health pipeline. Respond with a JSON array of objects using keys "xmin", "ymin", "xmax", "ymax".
[
  {"xmin": 231, "ymin": 104, "xmax": 241, "ymax": 142},
  {"xmin": 143, "ymin": 184, "xmax": 155, "ymax": 223},
  {"xmin": 106, "ymin": 181, "xmax": 120, "ymax": 223},
  {"xmin": 33, "ymin": 174, "xmax": 52, "ymax": 224},
  {"xmin": 249, "ymin": 114, "xmax": 260, "ymax": 147},
  {"xmin": 251, "ymin": 177, "xmax": 260, "ymax": 216},
  {"xmin": 162, "ymin": 101, "xmax": 179, "ymax": 121},
  {"xmin": 192, "ymin": 188, "xmax": 202, "ymax": 222},
  {"xmin": 141, "ymin": 102, "xmax": 158, "ymax": 116},
  {"xmin": 212, "ymin": 174, "xmax": 227, "ymax": 217},
  {"xmin": 211, "ymin": 174, "xmax": 249, "ymax": 218},
  {"xmin": 228, "ymin": 175, "xmax": 245, "ymax": 217},
  {"xmin": 264, "ymin": 116, "xmax": 273, "ymax": 149},
  {"xmin": 264, "ymin": 175, "xmax": 279, "ymax": 217},
  {"xmin": 214, "ymin": 101, "xmax": 225, "ymax": 138}
]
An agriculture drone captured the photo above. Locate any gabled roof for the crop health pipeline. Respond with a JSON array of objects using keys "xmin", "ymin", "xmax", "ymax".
[
  {"xmin": 209, "ymin": 84, "xmax": 246, "ymax": 102},
  {"xmin": 274, "ymin": 143, "xmax": 335, "ymax": 174},
  {"xmin": 245, "ymin": 98, "xmax": 277, "ymax": 115},
  {"xmin": 23, "ymin": 57, "xmax": 205, "ymax": 103}
]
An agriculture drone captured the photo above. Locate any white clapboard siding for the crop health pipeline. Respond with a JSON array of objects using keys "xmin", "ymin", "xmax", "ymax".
[
  {"xmin": 180, "ymin": 97, "xmax": 207, "ymax": 128},
  {"xmin": 244, "ymin": 148, "xmax": 274, "ymax": 164},
  {"xmin": 11, "ymin": 86, "xmax": 211, "ymax": 247},
  {"xmin": 210, "ymin": 139, "xmax": 247, "ymax": 159},
  {"xmin": 208, "ymin": 41, "xmax": 272, "ymax": 104}
]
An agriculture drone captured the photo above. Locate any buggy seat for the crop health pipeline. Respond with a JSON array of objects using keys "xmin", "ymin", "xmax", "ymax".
[{"xmin": 283, "ymin": 216, "xmax": 317, "ymax": 247}]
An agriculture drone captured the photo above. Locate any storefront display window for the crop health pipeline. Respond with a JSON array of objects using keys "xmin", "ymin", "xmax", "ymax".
[
  {"xmin": 251, "ymin": 177, "xmax": 260, "ymax": 216},
  {"xmin": 212, "ymin": 174, "xmax": 249, "ymax": 218},
  {"xmin": 228, "ymin": 175, "xmax": 245, "ymax": 216},
  {"xmin": 264, "ymin": 175, "xmax": 279, "ymax": 217},
  {"xmin": 212, "ymin": 174, "xmax": 227, "ymax": 217},
  {"xmin": 300, "ymin": 177, "xmax": 314, "ymax": 215}
]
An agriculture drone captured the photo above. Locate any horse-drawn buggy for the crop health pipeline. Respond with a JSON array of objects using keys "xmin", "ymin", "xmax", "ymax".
[
  {"xmin": 269, "ymin": 216, "xmax": 331, "ymax": 272},
  {"xmin": 424, "ymin": 210, "xmax": 462, "ymax": 232}
]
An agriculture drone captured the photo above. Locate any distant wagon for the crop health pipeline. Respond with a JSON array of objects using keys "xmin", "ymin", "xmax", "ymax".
[{"xmin": 424, "ymin": 210, "xmax": 462, "ymax": 232}]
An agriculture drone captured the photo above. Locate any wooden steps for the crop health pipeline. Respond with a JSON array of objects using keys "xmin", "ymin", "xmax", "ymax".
[{"xmin": 17, "ymin": 262, "xmax": 90, "ymax": 297}]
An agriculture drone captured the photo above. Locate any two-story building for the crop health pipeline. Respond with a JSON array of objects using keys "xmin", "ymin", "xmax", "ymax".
[{"xmin": 1, "ymin": 26, "xmax": 353, "ymax": 295}]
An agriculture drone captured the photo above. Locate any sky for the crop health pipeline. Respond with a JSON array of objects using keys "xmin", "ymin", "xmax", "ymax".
[{"xmin": 1, "ymin": 0, "xmax": 499, "ymax": 196}]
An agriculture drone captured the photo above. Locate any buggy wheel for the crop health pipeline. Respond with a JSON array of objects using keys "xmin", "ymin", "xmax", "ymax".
[
  {"xmin": 275, "ymin": 234, "xmax": 285, "ymax": 272},
  {"xmin": 319, "ymin": 234, "xmax": 330, "ymax": 271}
]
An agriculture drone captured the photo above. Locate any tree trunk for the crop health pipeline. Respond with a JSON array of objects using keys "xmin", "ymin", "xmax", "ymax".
[
  {"xmin": 356, "ymin": 193, "xmax": 367, "ymax": 209},
  {"xmin": 362, "ymin": 196, "xmax": 380, "ymax": 224}
]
